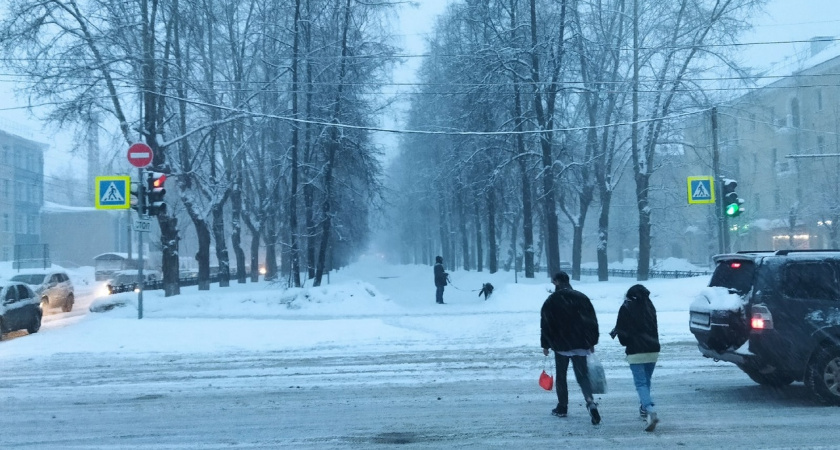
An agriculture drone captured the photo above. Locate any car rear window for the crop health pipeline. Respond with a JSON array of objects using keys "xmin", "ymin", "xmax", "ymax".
[
  {"xmin": 709, "ymin": 259, "xmax": 755, "ymax": 294},
  {"xmin": 10, "ymin": 274, "xmax": 46, "ymax": 285}
]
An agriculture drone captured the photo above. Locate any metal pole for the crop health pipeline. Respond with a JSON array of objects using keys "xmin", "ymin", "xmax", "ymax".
[
  {"xmin": 711, "ymin": 107, "xmax": 727, "ymax": 254},
  {"xmin": 137, "ymin": 167, "xmax": 145, "ymax": 320}
]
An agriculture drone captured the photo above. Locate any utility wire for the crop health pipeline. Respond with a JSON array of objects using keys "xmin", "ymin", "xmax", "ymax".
[{"xmin": 155, "ymin": 90, "xmax": 711, "ymax": 136}]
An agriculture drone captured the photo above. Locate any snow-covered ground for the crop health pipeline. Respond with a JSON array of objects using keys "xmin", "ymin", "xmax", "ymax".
[{"xmin": 0, "ymin": 256, "xmax": 837, "ymax": 448}]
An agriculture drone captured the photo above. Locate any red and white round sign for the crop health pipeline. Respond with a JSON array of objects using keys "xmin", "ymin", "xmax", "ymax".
[{"xmin": 127, "ymin": 143, "xmax": 154, "ymax": 168}]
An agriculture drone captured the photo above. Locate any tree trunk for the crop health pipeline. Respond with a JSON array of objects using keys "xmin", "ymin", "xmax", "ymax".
[
  {"xmin": 212, "ymin": 203, "xmax": 230, "ymax": 288},
  {"xmin": 597, "ymin": 193, "xmax": 612, "ymax": 281},
  {"xmin": 195, "ymin": 219, "xmax": 211, "ymax": 290},
  {"xmin": 474, "ymin": 202, "xmax": 483, "ymax": 272},
  {"xmin": 288, "ymin": 0, "xmax": 302, "ymax": 288},
  {"xmin": 487, "ymin": 187, "xmax": 497, "ymax": 274},
  {"xmin": 458, "ymin": 192, "xmax": 470, "ymax": 271},
  {"xmin": 314, "ymin": 0, "xmax": 352, "ymax": 287},
  {"xmin": 264, "ymin": 221, "xmax": 278, "ymax": 281},
  {"xmin": 528, "ymin": 0, "xmax": 567, "ymax": 276}
]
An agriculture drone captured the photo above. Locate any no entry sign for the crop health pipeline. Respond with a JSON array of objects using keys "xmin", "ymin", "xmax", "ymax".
[{"xmin": 127, "ymin": 143, "xmax": 154, "ymax": 168}]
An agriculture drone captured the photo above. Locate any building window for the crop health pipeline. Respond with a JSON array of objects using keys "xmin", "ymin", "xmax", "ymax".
[
  {"xmin": 790, "ymin": 98, "xmax": 801, "ymax": 128},
  {"xmin": 818, "ymin": 136, "xmax": 826, "ymax": 153},
  {"xmin": 2, "ymin": 213, "xmax": 8, "ymax": 232},
  {"xmin": 750, "ymin": 113, "xmax": 756, "ymax": 131},
  {"xmin": 1, "ymin": 179, "xmax": 8, "ymax": 198},
  {"xmin": 15, "ymin": 214, "xmax": 23, "ymax": 234},
  {"xmin": 27, "ymin": 215, "xmax": 37, "ymax": 235},
  {"xmin": 16, "ymin": 182, "xmax": 24, "ymax": 201},
  {"xmin": 817, "ymin": 89, "xmax": 823, "ymax": 111}
]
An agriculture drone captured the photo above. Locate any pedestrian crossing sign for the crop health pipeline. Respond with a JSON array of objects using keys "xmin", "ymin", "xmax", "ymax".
[
  {"xmin": 687, "ymin": 176, "xmax": 715, "ymax": 204},
  {"xmin": 95, "ymin": 176, "xmax": 131, "ymax": 210}
]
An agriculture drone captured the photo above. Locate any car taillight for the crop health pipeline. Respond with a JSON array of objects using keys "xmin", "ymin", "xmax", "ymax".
[
  {"xmin": 730, "ymin": 262, "xmax": 742, "ymax": 269},
  {"xmin": 751, "ymin": 305, "xmax": 773, "ymax": 331}
]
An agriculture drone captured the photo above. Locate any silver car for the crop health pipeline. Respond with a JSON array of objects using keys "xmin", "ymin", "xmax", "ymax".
[
  {"xmin": 10, "ymin": 271, "xmax": 75, "ymax": 313},
  {"xmin": 0, "ymin": 282, "xmax": 41, "ymax": 339}
]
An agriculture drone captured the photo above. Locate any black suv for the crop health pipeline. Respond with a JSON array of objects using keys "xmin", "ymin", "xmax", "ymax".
[{"xmin": 689, "ymin": 250, "xmax": 840, "ymax": 405}]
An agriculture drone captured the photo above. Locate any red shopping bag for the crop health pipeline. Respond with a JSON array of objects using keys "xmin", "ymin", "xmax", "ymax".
[{"xmin": 539, "ymin": 370, "xmax": 554, "ymax": 391}]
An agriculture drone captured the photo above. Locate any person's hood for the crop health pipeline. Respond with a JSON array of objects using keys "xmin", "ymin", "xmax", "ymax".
[{"xmin": 626, "ymin": 284, "xmax": 650, "ymax": 302}]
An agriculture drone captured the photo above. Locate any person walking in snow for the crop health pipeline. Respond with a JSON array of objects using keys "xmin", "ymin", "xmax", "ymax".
[
  {"xmin": 433, "ymin": 256, "xmax": 448, "ymax": 304},
  {"xmin": 610, "ymin": 284, "xmax": 661, "ymax": 432},
  {"xmin": 540, "ymin": 271, "xmax": 601, "ymax": 424}
]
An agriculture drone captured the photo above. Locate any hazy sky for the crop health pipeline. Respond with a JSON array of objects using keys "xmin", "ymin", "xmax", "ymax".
[{"xmin": 0, "ymin": 0, "xmax": 838, "ymax": 178}]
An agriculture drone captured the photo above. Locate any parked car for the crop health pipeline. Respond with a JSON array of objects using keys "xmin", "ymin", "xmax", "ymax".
[
  {"xmin": 689, "ymin": 249, "xmax": 840, "ymax": 405},
  {"xmin": 10, "ymin": 270, "xmax": 75, "ymax": 312},
  {"xmin": 104, "ymin": 270, "xmax": 161, "ymax": 294},
  {"xmin": 0, "ymin": 282, "xmax": 41, "ymax": 340}
]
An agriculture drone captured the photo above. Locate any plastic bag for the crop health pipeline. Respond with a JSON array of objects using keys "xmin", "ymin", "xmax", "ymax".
[
  {"xmin": 539, "ymin": 370, "xmax": 554, "ymax": 391},
  {"xmin": 588, "ymin": 354, "xmax": 607, "ymax": 394}
]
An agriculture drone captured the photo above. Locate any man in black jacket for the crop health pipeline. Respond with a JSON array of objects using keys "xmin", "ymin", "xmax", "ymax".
[
  {"xmin": 540, "ymin": 271, "xmax": 601, "ymax": 424},
  {"xmin": 433, "ymin": 256, "xmax": 448, "ymax": 304},
  {"xmin": 611, "ymin": 284, "xmax": 661, "ymax": 432}
]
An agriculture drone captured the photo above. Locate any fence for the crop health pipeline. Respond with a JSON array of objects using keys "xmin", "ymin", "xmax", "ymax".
[
  {"xmin": 107, "ymin": 272, "xmax": 235, "ymax": 294},
  {"xmin": 13, "ymin": 244, "xmax": 50, "ymax": 270},
  {"xmin": 578, "ymin": 268, "xmax": 711, "ymax": 279}
]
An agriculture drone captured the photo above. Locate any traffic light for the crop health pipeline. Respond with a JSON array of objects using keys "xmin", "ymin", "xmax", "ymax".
[
  {"xmin": 129, "ymin": 181, "xmax": 145, "ymax": 215},
  {"xmin": 146, "ymin": 172, "xmax": 167, "ymax": 216},
  {"xmin": 722, "ymin": 178, "xmax": 744, "ymax": 217}
]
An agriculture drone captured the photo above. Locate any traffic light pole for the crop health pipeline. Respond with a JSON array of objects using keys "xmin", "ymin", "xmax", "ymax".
[
  {"xmin": 137, "ymin": 167, "xmax": 145, "ymax": 320},
  {"xmin": 711, "ymin": 107, "xmax": 728, "ymax": 254}
]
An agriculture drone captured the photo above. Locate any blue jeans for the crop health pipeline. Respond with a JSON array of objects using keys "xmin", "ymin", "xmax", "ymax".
[
  {"xmin": 629, "ymin": 362, "xmax": 656, "ymax": 413},
  {"xmin": 436, "ymin": 286, "xmax": 444, "ymax": 303}
]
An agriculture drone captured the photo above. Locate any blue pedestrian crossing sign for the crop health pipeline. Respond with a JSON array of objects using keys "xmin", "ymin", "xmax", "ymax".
[
  {"xmin": 95, "ymin": 176, "xmax": 131, "ymax": 210},
  {"xmin": 687, "ymin": 176, "xmax": 715, "ymax": 204}
]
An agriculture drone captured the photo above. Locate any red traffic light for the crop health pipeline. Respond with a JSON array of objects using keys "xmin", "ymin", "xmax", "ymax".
[{"xmin": 152, "ymin": 173, "xmax": 166, "ymax": 188}]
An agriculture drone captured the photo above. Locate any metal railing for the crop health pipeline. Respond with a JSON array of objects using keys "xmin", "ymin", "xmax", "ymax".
[
  {"xmin": 107, "ymin": 272, "xmax": 234, "ymax": 294},
  {"xmin": 578, "ymin": 268, "xmax": 711, "ymax": 279}
]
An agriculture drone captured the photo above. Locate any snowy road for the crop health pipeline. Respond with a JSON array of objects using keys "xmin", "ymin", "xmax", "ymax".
[{"xmin": 2, "ymin": 340, "xmax": 837, "ymax": 449}]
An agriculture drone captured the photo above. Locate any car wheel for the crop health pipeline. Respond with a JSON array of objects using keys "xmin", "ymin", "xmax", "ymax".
[
  {"xmin": 739, "ymin": 366, "xmax": 795, "ymax": 387},
  {"xmin": 806, "ymin": 345, "xmax": 840, "ymax": 405},
  {"xmin": 26, "ymin": 310, "xmax": 42, "ymax": 334},
  {"xmin": 62, "ymin": 294, "xmax": 74, "ymax": 313}
]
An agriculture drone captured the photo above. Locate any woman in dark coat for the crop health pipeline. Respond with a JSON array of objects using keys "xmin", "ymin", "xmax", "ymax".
[{"xmin": 612, "ymin": 284, "xmax": 661, "ymax": 432}]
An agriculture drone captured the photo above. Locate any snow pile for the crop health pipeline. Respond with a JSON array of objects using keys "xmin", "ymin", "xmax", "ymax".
[{"xmin": 690, "ymin": 286, "xmax": 745, "ymax": 313}]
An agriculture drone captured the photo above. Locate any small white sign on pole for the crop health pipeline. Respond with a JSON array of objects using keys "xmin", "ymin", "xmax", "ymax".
[{"xmin": 132, "ymin": 217, "xmax": 152, "ymax": 233}]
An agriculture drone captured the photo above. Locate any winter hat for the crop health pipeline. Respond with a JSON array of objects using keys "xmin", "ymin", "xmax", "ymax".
[
  {"xmin": 626, "ymin": 284, "xmax": 650, "ymax": 302},
  {"xmin": 435, "ymin": 256, "xmax": 443, "ymax": 264}
]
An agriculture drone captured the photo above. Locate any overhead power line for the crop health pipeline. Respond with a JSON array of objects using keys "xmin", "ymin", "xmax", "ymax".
[{"xmin": 156, "ymin": 90, "xmax": 711, "ymax": 136}]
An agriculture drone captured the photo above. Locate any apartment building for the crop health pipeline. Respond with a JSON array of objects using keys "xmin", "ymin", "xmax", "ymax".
[
  {"xmin": 683, "ymin": 38, "xmax": 840, "ymax": 259},
  {"xmin": 0, "ymin": 127, "xmax": 47, "ymax": 264}
]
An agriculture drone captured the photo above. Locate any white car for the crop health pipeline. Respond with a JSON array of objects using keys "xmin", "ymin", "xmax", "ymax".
[{"xmin": 10, "ymin": 271, "xmax": 75, "ymax": 312}]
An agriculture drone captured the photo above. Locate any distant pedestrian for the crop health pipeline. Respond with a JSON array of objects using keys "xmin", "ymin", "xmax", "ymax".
[
  {"xmin": 433, "ymin": 256, "xmax": 448, "ymax": 304},
  {"xmin": 610, "ymin": 284, "xmax": 661, "ymax": 432},
  {"xmin": 540, "ymin": 271, "xmax": 601, "ymax": 425}
]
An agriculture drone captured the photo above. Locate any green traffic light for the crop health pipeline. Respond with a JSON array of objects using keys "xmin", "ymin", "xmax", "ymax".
[{"xmin": 726, "ymin": 203, "xmax": 740, "ymax": 217}]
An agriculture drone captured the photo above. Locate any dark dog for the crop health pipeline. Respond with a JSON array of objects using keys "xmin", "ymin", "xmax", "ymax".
[{"xmin": 478, "ymin": 283, "xmax": 494, "ymax": 300}]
